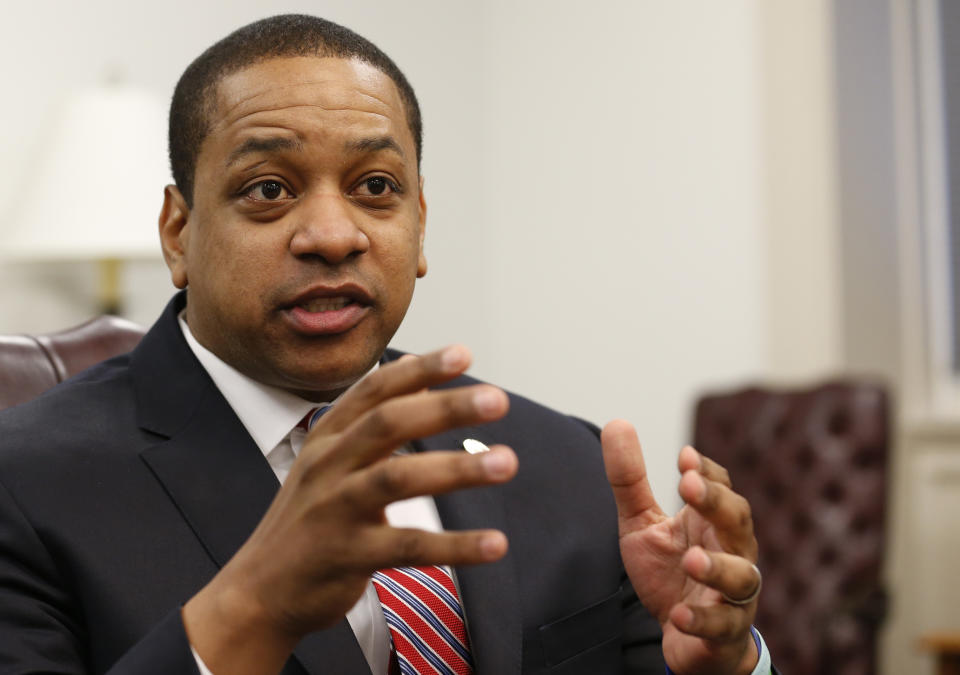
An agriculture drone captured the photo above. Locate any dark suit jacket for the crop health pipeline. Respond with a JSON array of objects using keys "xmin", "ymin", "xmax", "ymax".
[{"xmin": 0, "ymin": 293, "xmax": 665, "ymax": 674}]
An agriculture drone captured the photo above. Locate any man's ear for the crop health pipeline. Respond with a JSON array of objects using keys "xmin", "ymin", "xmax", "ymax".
[
  {"xmin": 159, "ymin": 185, "xmax": 191, "ymax": 289},
  {"xmin": 417, "ymin": 175, "xmax": 428, "ymax": 278}
]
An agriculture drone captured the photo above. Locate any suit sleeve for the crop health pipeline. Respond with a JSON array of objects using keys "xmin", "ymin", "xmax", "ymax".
[
  {"xmin": 104, "ymin": 610, "xmax": 202, "ymax": 675},
  {"xmin": 0, "ymin": 477, "xmax": 200, "ymax": 675}
]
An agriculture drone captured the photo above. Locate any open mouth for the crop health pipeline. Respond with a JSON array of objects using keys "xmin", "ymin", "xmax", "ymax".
[
  {"xmin": 282, "ymin": 287, "xmax": 372, "ymax": 336},
  {"xmin": 297, "ymin": 296, "xmax": 355, "ymax": 313}
]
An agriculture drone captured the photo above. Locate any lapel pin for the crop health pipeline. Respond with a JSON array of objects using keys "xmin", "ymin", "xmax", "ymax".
[{"xmin": 462, "ymin": 438, "xmax": 490, "ymax": 454}]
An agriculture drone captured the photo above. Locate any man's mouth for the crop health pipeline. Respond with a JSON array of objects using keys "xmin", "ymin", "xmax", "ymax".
[
  {"xmin": 297, "ymin": 296, "xmax": 354, "ymax": 313},
  {"xmin": 282, "ymin": 286, "xmax": 372, "ymax": 336}
]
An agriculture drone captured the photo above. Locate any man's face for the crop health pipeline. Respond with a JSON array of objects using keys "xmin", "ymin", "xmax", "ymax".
[{"xmin": 160, "ymin": 56, "xmax": 427, "ymax": 399}]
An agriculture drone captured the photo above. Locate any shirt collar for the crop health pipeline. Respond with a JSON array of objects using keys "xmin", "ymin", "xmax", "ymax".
[{"xmin": 178, "ymin": 314, "xmax": 377, "ymax": 457}]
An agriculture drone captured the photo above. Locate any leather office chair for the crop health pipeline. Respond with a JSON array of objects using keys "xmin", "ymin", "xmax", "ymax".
[
  {"xmin": 693, "ymin": 381, "xmax": 889, "ymax": 675},
  {"xmin": 0, "ymin": 316, "xmax": 146, "ymax": 411}
]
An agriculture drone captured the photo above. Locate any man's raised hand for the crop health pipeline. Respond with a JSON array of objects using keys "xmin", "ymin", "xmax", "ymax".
[
  {"xmin": 601, "ymin": 420, "xmax": 761, "ymax": 675},
  {"xmin": 183, "ymin": 345, "xmax": 517, "ymax": 675}
]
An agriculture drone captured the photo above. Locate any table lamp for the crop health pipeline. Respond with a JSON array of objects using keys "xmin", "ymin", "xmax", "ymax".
[{"xmin": 3, "ymin": 82, "xmax": 170, "ymax": 314}]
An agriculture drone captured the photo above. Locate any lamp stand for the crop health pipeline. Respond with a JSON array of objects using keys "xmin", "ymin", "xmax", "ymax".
[{"xmin": 98, "ymin": 258, "xmax": 123, "ymax": 315}]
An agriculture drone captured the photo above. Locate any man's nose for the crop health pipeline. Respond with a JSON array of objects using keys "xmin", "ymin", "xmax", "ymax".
[{"xmin": 289, "ymin": 193, "xmax": 370, "ymax": 264}]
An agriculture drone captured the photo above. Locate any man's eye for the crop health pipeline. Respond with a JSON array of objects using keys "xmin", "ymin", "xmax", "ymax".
[
  {"xmin": 355, "ymin": 176, "xmax": 399, "ymax": 197},
  {"xmin": 245, "ymin": 180, "xmax": 292, "ymax": 201}
]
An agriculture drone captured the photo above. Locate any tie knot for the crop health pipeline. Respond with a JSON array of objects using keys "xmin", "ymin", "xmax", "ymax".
[{"xmin": 296, "ymin": 404, "xmax": 332, "ymax": 431}]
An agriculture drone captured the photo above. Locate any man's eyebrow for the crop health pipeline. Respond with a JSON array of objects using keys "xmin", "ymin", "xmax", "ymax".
[
  {"xmin": 345, "ymin": 136, "xmax": 406, "ymax": 159},
  {"xmin": 226, "ymin": 136, "xmax": 304, "ymax": 166}
]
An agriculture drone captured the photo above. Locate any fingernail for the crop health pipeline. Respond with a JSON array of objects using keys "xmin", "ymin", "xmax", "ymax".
[
  {"xmin": 479, "ymin": 532, "xmax": 506, "ymax": 559},
  {"xmin": 674, "ymin": 605, "xmax": 694, "ymax": 630},
  {"xmin": 441, "ymin": 345, "xmax": 468, "ymax": 372},
  {"xmin": 695, "ymin": 474, "xmax": 707, "ymax": 501},
  {"xmin": 482, "ymin": 450, "xmax": 514, "ymax": 478},
  {"xmin": 474, "ymin": 388, "xmax": 504, "ymax": 416}
]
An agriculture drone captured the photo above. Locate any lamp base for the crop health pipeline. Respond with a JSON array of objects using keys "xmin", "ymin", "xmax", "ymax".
[{"xmin": 98, "ymin": 258, "xmax": 122, "ymax": 316}]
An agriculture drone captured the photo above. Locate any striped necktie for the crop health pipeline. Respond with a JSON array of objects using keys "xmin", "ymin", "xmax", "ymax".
[
  {"xmin": 301, "ymin": 405, "xmax": 473, "ymax": 673},
  {"xmin": 372, "ymin": 566, "xmax": 474, "ymax": 675}
]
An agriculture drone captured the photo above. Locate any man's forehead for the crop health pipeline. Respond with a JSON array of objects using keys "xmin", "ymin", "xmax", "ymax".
[{"xmin": 209, "ymin": 55, "xmax": 404, "ymax": 131}]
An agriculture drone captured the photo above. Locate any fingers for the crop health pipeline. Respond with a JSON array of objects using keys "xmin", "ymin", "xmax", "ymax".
[
  {"xmin": 333, "ymin": 385, "xmax": 509, "ymax": 471},
  {"xmin": 667, "ymin": 548, "xmax": 757, "ymax": 662},
  {"xmin": 677, "ymin": 446, "xmax": 757, "ymax": 560},
  {"xmin": 322, "ymin": 345, "xmax": 473, "ymax": 434},
  {"xmin": 601, "ymin": 420, "xmax": 666, "ymax": 530},
  {"xmin": 668, "ymin": 600, "xmax": 752, "ymax": 643},
  {"xmin": 681, "ymin": 546, "xmax": 760, "ymax": 605},
  {"xmin": 670, "ymin": 545, "xmax": 757, "ymax": 642},
  {"xmin": 301, "ymin": 345, "xmax": 509, "ymax": 473},
  {"xmin": 640, "ymin": 446, "xmax": 760, "ymax": 670},
  {"xmin": 678, "ymin": 468, "xmax": 757, "ymax": 559},
  {"xmin": 678, "ymin": 445, "xmax": 731, "ymax": 488},
  {"xmin": 362, "ymin": 526, "xmax": 509, "ymax": 570},
  {"xmin": 342, "ymin": 446, "xmax": 518, "ymax": 513}
]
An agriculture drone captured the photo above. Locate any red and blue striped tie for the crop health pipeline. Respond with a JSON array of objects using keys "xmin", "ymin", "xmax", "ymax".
[
  {"xmin": 372, "ymin": 565, "xmax": 474, "ymax": 675},
  {"xmin": 300, "ymin": 407, "xmax": 473, "ymax": 673}
]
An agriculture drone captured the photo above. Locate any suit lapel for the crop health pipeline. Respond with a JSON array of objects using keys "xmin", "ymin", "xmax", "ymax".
[
  {"xmin": 414, "ymin": 427, "xmax": 522, "ymax": 675},
  {"xmin": 133, "ymin": 294, "xmax": 370, "ymax": 675},
  {"xmin": 139, "ymin": 385, "xmax": 278, "ymax": 568}
]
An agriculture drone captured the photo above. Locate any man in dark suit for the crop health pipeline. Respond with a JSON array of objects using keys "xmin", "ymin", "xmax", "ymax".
[{"xmin": 0, "ymin": 15, "xmax": 771, "ymax": 675}]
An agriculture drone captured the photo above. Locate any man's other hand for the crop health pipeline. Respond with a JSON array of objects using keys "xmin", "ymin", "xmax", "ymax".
[
  {"xmin": 183, "ymin": 345, "xmax": 517, "ymax": 675},
  {"xmin": 602, "ymin": 420, "xmax": 761, "ymax": 675}
]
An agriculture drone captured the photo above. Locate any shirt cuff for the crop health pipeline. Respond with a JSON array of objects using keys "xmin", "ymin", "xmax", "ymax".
[
  {"xmin": 664, "ymin": 626, "xmax": 772, "ymax": 675},
  {"xmin": 750, "ymin": 626, "xmax": 772, "ymax": 675},
  {"xmin": 191, "ymin": 644, "xmax": 216, "ymax": 675}
]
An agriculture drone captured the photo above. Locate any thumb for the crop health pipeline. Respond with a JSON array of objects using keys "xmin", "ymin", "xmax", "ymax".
[{"xmin": 601, "ymin": 420, "xmax": 666, "ymax": 530}]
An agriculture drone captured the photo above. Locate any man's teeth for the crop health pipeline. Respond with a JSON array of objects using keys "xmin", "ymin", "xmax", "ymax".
[{"xmin": 299, "ymin": 297, "xmax": 352, "ymax": 313}]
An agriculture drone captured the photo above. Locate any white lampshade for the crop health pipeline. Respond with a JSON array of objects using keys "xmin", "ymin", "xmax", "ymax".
[{"xmin": 3, "ymin": 83, "xmax": 170, "ymax": 261}]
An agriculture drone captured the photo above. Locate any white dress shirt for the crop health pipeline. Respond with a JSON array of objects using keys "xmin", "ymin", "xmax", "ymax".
[{"xmin": 178, "ymin": 317, "xmax": 443, "ymax": 675}]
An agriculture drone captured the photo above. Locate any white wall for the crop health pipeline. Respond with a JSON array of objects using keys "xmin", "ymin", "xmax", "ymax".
[
  {"xmin": 467, "ymin": 2, "xmax": 769, "ymax": 507},
  {"xmin": 0, "ymin": 2, "xmax": 841, "ymax": 511},
  {"xmin": 760, "ymin": 1, "xmax": 844, "ymax": 381}
]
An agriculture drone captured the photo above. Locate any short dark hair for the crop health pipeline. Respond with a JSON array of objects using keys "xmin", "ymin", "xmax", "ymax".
[{"xmin": 169, "ymin": 14, "xmax": 423, "ymax": 206}]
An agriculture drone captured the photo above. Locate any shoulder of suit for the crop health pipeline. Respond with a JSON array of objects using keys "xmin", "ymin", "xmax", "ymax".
[{"xmin": 0, "ymin": 353, "xmax": 140, "ymax": 465}]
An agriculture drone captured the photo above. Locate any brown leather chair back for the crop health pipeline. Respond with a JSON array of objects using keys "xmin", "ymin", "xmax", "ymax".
[
  {"xmin": 0, "ymin": 316, "xmax": 146, "ymax": 411},
  {"xmin": 693, "ymin": 381, "xmax": 889, "ymax": 675}
]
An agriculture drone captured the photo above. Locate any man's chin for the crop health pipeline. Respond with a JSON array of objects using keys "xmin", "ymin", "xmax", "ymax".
[
  {"xmin": 261, "ymin": 317, "xmax": 398, "ymax": 399},
  {"xmin": 272, "ymin": 354, "xmax": 382, "ymax": 402}
]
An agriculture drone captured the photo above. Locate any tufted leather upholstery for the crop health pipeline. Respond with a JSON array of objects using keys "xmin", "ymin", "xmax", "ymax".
[
  {"xmin": 693, "ymin": 381, "xmax": 889, "ymax": 675},
  {"xmin": 0, "ymin": 316, "xmax": 146, "ymax": 411}
]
